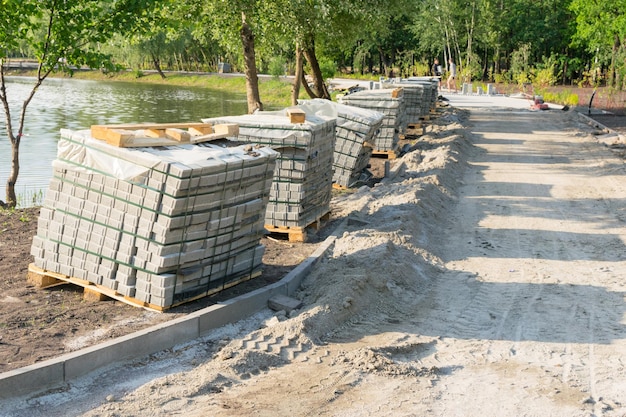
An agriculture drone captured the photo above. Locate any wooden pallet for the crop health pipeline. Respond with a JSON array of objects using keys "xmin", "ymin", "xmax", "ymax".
[
  {"xmin": 371, "ymin": 149, "xmax": 398, "ymax": 160},
  {"xmin": 27, "ymin": 263, "xmax": 260, "ymax": 312},
  {"xmin": 90, "ymin": 122, "xmax": 239, "ymax": 147},
  {"xmin": 265, "ymin": 212, "xmax": 331, "ymax": 243},
  {"xmin": 332, "ymin": 183, "xmax": 350, "ymax": 191}
]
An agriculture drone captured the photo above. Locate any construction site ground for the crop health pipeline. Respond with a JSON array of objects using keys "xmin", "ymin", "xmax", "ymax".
[{"xmin": 2, "ymin": 93, "xmax": 626, "ymax": 416}]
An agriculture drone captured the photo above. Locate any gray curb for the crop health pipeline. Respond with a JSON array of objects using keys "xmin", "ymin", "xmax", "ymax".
[
  {"xmin": 576, "ymin": 111, "xmax": 626, "ymax": 146},
  {"xmin": 0, "ymin": 219, "xmax": 345, "ymax": 400}
]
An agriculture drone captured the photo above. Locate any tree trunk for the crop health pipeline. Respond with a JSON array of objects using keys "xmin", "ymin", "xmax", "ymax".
[
  {"xmin": 378, "ymin": 46, "xmax": 392, "ymax": 77},
  {"xmin": 291, "ymin": 44, "xmax": 303, "ymax": 106},
  {"xmin": 302, "ymin": 43, "xmax": 330, "ymax": 100},
  {"xmin": 6, "ymin": 138, "xmax": 19, "ymax": 208},
  {"xmin": 240, "ymin": 12, "xmax": 263, "ymax": 113},
  {"xmin": 301, "ymin": 69, "xmax": 317, "ymax": 98},
  {"xmin": 1, "ymin": 64, "xmax": 20, "ymax": 208},
  {"xmin": 151, "ymin": 53, "xmax": 167, "ymax": 79}
]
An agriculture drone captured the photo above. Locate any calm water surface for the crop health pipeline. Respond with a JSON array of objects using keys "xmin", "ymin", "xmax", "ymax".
[{"xmin": 0, "ymin": 76, "xmax": 249, "ymax": 205}]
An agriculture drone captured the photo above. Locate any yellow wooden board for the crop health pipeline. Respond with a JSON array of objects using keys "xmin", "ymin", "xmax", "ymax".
[{"xmin": 90, "ymin": 122, "xmax": 238, "ymax": 148}]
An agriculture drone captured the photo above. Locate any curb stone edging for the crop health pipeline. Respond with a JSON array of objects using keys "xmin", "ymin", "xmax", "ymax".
[
  {"xmin": 576, "ymin": 111, "xmax": 626, "ymax": 146},
  {"xmin": 0, "ymin": 218, "xmax": 346, "ymax": 400}
]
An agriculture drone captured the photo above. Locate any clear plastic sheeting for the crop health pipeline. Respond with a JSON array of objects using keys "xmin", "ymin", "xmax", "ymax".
[
  {"xmin": 298, "ymin": 99, "xmax": 384, "ymax": 188},
  {"xmin": 31, "ymin": 128, "xmax": 279, "ymax": 309},
  {"xmin": 384, "ymin": 77, "xmax": 440, "ymax": 118},
  {"xmin": 203, "ymin": 112, "xmax": 335, "ymax": 228},
  {"xmin": 338, "ymin": 89, "xmax": 406, "ymax": 152},
  {"xmin": 57, "ymin": 129, "xmax": 160, "ymax": 182}
]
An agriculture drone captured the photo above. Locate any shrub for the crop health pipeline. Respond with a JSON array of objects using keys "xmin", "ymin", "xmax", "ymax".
[{"xmin": 268, "ymin": 57, "xmax": 285, "ymax": 79}]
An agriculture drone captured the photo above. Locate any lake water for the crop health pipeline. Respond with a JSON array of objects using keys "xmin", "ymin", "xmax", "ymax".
[{"xmin": 0, "ymin": 76, "xmax": 250, "ymax": 206}]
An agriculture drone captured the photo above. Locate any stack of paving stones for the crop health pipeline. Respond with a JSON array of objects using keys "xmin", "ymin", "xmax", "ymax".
[
  {"xmin": 298, "ymin": 98, "xmax": 384, "ymax": 188},
  {"xmin": 380, "ymin": 80, "xmax": 428, "ymax": 126},
  {"xmin": 203, "ymin": 113, "xmax": 335, "ymax": 229},
  {"xmin": 30, "ymin": 128, "xmax": 279, "ymax": 309},
  {"xmin": 337, "ymin": 88, "xmax": 405, "ymax": 152},
  {"xmin": 406, "ymin": 77, "xmax": 439, "ymax": 113}
]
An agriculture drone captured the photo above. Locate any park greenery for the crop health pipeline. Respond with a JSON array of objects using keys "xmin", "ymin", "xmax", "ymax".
[{"xmin": 1, "ymin": 0, "xmax": 625, "ymax": 207}]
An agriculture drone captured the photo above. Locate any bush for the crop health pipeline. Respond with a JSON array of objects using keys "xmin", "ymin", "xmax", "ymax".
[
  {"xmin": 493, "ymin": 70, "xmax": 512, "ymax": 84},
  {"xmin": 532, "ymin": 55, "xmax": 560, "ymax": 87},
  {"xmin": 537, "ymin": 89, "xmax": 579, "ymax": 106},
  {"xmin": 268, "ymin": 57, "xmax": 285, "ymax": 79},
  {"xmin": 318, "ymin": 57, "xmax": 337, "ymax": 80},
  {"xmin": 533, "ymin": 67, "xmax": 557, "ymax": 87}
]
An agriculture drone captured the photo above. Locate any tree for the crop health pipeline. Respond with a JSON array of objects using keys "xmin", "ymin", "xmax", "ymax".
[
  {"xmin": 199, "ymin": 0, "xmax": 264, "ymax": 114},
  {"xmin": 0, "ymin": 0, "xmax": 160, "ymax": 208},
  {"xmin": 570, "ymin": 0, "xmax": 626, "ymax": 88}
]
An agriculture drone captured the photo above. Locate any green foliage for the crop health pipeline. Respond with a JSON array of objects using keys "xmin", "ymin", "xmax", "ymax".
[
  {"xmin": 0, "ymin": 0, "xmax": 162, "ymax": 208},
  {"xmin": 267, "ymin": 57, "xmax": 286, "ymax": 78},
  {"xmin": 533, "ymin": 67, "xmax": 556, "ymax": 87},
  {"xmin": 537, "ymin": 89, "xmax": 579, "ymax": 106},
  {"xmin": 493, "ymin": 70, "xmax": 512, "ymax": 84},
  {"xmin": 577, "ymin": 68, "xmax": 603, "ymax": 88},
  {"xmin": 317, "ymin": 56, "xmax": 337, "ymax": 80},
  {"xmin": 412, "ymin": 62, "xmax": 431, "ymax": 77},
  {"xmin": 461, "ymin": 52, "xmax": 482, "ymax": 83},
  {"xmin": 532, "ymin": 55, "xmax": 560, "ymax": 87},
  {"xmin": 16, "ymin": 189, "xmax": 44, "ymax": 208}
]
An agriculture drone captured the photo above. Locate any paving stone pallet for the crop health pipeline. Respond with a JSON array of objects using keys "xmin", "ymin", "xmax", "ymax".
[
  {"xmin": 381, "ymin": 77, "xmax": 439, "ymax": 127},
  {"xmin": 30, "ymin": 128, "xmax": 279, "ymax": 309},
  {"xmin": 337, "ymin": 88, "xmax": 406, "ymax": 152},
  {"xmin": 203, "ymin": 112, "xmax": 335, "ymax": 231},
  {"xmin": 298, "ymin": 99, "xmax": 384, "ymax": 188}
]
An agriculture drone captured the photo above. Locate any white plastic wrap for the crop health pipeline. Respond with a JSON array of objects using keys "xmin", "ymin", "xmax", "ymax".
[
  {"xmin": 57, "ymin": 129, "xmax": 160, "ymax": 181},
  {"xmin": 297, "ymin": 98, "xmax": 385, "ymax": 130}
]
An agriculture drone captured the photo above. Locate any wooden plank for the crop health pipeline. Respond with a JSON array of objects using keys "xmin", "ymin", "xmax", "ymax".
[
  {"xmin": 27, "ymin": 269, "xmax": 62, "ymax": 287},
  {"xmin": 84, "ymin": 287, "xmax": 109, "ymax": 302},
  {"xmin": 332, "ymin": 183, "xmax": 350, "ymax": 191},
  {"xmin": 102, "ymin": 129, "xmax": 135, "ymax": 147},
  {"xmin": 189, "ymin": 126, "xmax": 213, "ymax": 136},
  {"xmin": 287, "ymin": 108, "xmax": 306, "ymax": 124},
  {"xmin": 214, "ymin": 123, "xmax": 239, "ymax": 136},
  {"xmin": 90, "ymin": 123, "xmax": 215, "ymax": 147},
  {"xmin": 145, "ymin": 128, "xmax": 166, "ymax": 138},
  {"xmin": 190, "ymin": 124, "xmax": 240, "ymax": 144},
  {"xmin": 91, "ymin": 122, "xmax": 213, "ymax": 134},
  {"xmin": 165, "ymin": 128, "xmax": 191, "ymax": 142},
  {"xmin": 28, "ymin": 263, "xmax": 155, "ymax": 310},
  {"xmin": 265, "ymin": 225, "xmax": 307, "ymax": 243},
  {"xmin": 391, "ymin": 87, "xmax": 403, "ymax": 98},
  {"xmin": 371, "ymin": 149, "xmax": 398, "ymax": 160},
  {"xmin": 265, "ymin": 212, "xmax": 331, "ymax": 242},
  {"xmin": 27, "ymin": 263, "xmax": 262, "ymax": 312}
]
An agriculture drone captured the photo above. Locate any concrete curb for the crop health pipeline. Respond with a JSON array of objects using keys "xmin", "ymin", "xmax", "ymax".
[
  {"xmin": 576, "ymin": 111, "xmax": 626, "ymax": 146},
  {"xmin": 0, "ymin": 219, "xmax": 346, "ymax": 400}
]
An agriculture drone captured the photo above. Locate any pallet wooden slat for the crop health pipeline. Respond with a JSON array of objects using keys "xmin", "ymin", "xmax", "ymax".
[
  {"xmin": 332, "ymin": 183, "xmax": 350, "ymax": 191},
  {"xmin": 371, "ymin": 149, "xmax": 398, "ymax": 160},
  {"xmin": 27, "ymin": 263, "xmax": 260, "ymax": 312},
  {"xmin": 265, "ymin": 212, "xmax": 331, "ymax": 243},
  {"xmin": 90, "ymin": 122, "xmax": 239, "ymax": 148}
]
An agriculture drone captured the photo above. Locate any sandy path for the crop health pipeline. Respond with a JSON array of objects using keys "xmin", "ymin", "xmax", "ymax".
[
  {"xmin": 4, "ymin": 107, "xmax": 626, "ymax": 417},
  {"xmin": 409, "ymin": 109, "xmax": 626, "ymax": 416}
]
